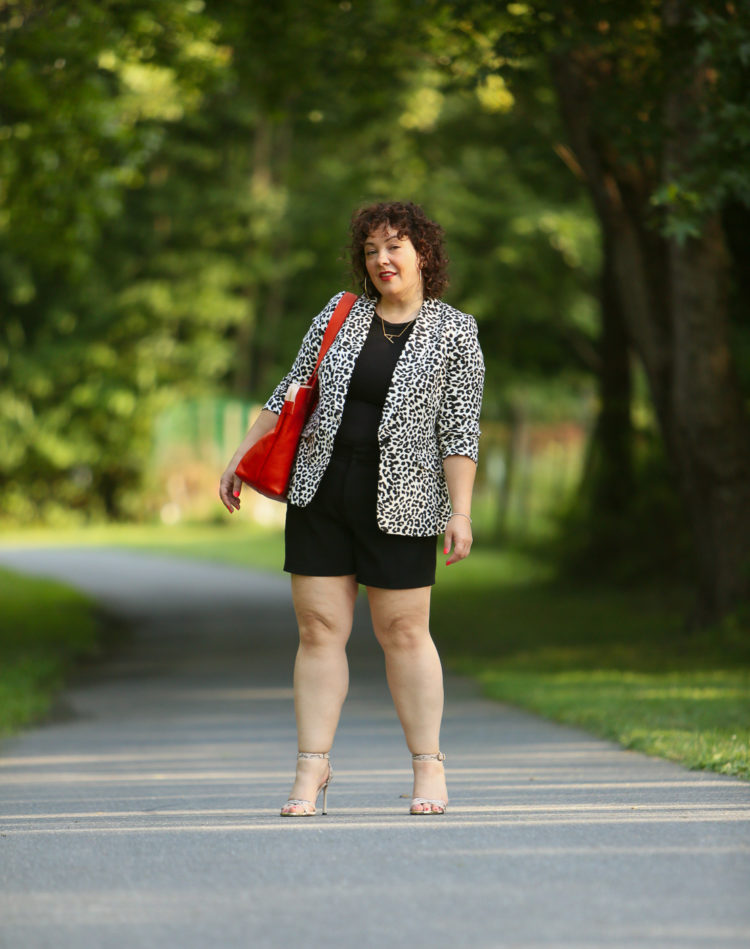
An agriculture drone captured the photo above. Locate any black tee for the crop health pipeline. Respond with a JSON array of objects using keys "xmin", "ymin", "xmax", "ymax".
[{"xmin": 335, "ymin": 313, "xmax": 417, "ymax": 447}]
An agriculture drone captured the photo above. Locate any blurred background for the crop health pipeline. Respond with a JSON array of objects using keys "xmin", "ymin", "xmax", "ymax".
[{"xmin": 1, "ymin": 2, "xmax": 749, "ymax": 638}]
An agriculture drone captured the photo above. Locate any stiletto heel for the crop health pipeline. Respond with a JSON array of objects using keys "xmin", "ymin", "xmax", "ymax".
[
  {"xmin": 410, "ymin": 751, "xmax": 448, "ymax": 815},
  {"xmin": 280, "ymin": 752, "xmax": 333, "ymax": 817}
]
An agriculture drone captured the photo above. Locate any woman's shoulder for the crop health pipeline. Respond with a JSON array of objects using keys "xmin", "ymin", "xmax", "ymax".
[
  {"xmin": 427, "ymin": 298, "xmax": 479, "ymax": 336},
  {"xmin": 321, "ymin": 289, "xmax": 349, "ymax": 313},
  {"xmin": 306, "ymin": 291, "xmax": 352, "ymax": 329}
]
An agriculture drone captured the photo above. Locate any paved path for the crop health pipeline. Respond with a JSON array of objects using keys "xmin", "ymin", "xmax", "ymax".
[{"xmin": 0, "ymin": 547, "xmax": 748, "ymax": 949}]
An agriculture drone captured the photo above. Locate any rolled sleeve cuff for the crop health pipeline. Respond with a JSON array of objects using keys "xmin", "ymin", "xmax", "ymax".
[
  {"xmin": 438, "ymin": 430, "xmax": 481, "ymax": 463},
  {"xmin": 263, "ymin": 383, "xmax": 289, "ymax": 416}
]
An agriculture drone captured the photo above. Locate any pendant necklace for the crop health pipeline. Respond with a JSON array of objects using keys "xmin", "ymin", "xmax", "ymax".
[{"xmin": 376, "ymin": 305, "xmax": 421, "ymax": 344}]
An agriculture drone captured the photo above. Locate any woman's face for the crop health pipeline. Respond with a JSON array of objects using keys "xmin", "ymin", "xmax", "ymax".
[{"xmin": 364, "ymin": 226, "xmax": 422, "ymax": 301}]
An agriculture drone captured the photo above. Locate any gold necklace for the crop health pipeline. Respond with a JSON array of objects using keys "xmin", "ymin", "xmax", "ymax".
[{"xmin": 376, "ymin": 307, "xmax": 421, "ymax": 344}]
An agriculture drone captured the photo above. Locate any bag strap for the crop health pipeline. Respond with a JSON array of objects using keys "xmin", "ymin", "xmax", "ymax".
[{"xmin": 308, "ymin": 292, "xmax": 358, "ymax": 383}]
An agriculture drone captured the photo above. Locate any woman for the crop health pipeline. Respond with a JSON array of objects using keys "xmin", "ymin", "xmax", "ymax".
[{"xmin": 219, "ymin": 201, "xmax": 484, "ymax": 816}]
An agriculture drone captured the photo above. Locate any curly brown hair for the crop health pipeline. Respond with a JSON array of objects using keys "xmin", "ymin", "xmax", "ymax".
[{"xmin": 348, "ymin": 201, "xmax": 449, "ymax": 300}]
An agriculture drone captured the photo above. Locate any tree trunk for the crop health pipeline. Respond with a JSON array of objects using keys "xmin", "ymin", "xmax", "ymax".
[
  {"xmin": 246, "ymin": 118, "xmax": 294, "ymax": 397},
  {"xmin": 496, "ymin": 400, "xmax": 528, "ymax": 538},
  {"xmin": 660, "ymin": 0, "xmax": 750, "ymax": 618},
  {"xmin": 231, "ymin": 117, "xmax": 271, "ymax": 396},
  {"xmin": 667, "ymin": 217, "xmax": 750, "ymax": 620},
  {"xmin": 661, "ymin": 0, "xmax": 750, "ymax": 620},
  {"xmin": 549, "ymin": 44, "xmax": 750, "ymax": 624},
  {"xmin": 580, "ymin": 234, "xmax": 635, "ymax": 516},
  {"xmin": 233, "ymin": 117, "xmax": 293, "ymax": 397},
  {"xmin": 250, "ymin": 237, "xmax": 290, "ymax": 396}
]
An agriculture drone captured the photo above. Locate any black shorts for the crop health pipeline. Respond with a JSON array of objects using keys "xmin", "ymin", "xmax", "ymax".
[{"xmin": 284, "ymin": 442, "xmax": 437, "ymax": 589}]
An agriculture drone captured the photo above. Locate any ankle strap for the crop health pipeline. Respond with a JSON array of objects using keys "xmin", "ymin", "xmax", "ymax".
[
  {"xmin": 412, "ymin": 752, "xmax": 446, "ymax": 762},
  {"xmin": 297, "ymin": 751, "xmax": 330, "ymax": 759}
]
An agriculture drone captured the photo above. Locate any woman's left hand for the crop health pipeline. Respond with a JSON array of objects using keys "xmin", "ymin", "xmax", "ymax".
[{"xmin": 443, "ymin": 514, "xmax": 473, "ymax": 566}]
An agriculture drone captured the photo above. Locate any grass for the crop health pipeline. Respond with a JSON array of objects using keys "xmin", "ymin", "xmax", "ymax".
[
  {"xmin": 429, "ymin": 551, "xmax": 749, "ymax": 779},
  {"xmin": 1, "ymin": 520, "xmax": 747, "ymax": 779},
  {"xmin": 0, "ymin": 520, "xmax": 286, "ymax": 572},
  {"xmin": 0, "ymin": 522, "xmax": 281, "ymax": 739},
  {"xmin": 0, "ymin": 567, "xmax": 104, "ymax": 736},
  {"xmin": 460, "ymin": 667, "xmax": 749, "ymax": 778}
]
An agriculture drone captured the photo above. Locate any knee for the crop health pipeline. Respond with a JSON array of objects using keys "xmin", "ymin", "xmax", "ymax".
[
  {"xmin": 375, "ymin": 614, "xmax": 430, "ymax": 653},
  {"xmin": 296, "ymin": 608, "xmax": 343, "ymax": 649}
]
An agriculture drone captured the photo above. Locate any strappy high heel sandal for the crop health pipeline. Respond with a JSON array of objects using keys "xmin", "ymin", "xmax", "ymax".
[
  {"xmin": 410, "ymin": 751, "xmax": 448, "ymax": 815},
  {"xmin": 280, "ymin": 752, "xmax": 333, "ymax": 817}
]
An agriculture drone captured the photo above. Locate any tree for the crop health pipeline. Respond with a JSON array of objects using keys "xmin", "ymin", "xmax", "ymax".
[
  {"xmin": 438, "ymin": 1, "xmax": 750, "ymax": 624},
  {"xmin": 0, "ymin": 0, "xmax": 234, "ymax": 518},
  {"xmin": 551, "ymin": 1, "xmax": 750, "ymax": 624}
]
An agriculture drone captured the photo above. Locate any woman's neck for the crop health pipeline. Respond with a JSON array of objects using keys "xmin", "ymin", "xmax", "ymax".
[{"xmin": 376, "ymin": 291, "xmax": 424, "ymax": 324}]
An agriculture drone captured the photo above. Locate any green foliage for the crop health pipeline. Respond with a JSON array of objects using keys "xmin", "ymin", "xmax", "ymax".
[
  {"xmin": 551, "ymin": 427, "xmax": 694, "ymax": 587},
  {"xmin": 1, "ymin": 0, "xmax": 602, "ymax": 523},
  {"xmin": 0, "ymin": 566, "xmax": 100, "ymax": 735},
  {"xmin": 435, "ymin": 2, "xmax": 750, "ymax": 614},
  {"xmin": 0, "ymin": 1, "xmax": 233, "ymax": 521},
  {"xmin": 441, "ymin": 1, "xmax": 750, "ymax": 253},
  {"xmin": 3, "ymin": 0, "xmax": 747, "ymax": 597},
  {"xmin": 659, "ymin": 6, "xmax": 750, "ymax": 230}
]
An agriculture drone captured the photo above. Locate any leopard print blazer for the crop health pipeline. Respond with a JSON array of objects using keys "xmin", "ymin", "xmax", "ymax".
[{"xmin": 263, "ymin": 292, "xmax": 485, "ymax": 537}]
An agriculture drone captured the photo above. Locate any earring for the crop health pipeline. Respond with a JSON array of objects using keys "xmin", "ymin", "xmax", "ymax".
[{"xmin": 363, "ymin": 274, "xmax": 375, "ymax": 300}]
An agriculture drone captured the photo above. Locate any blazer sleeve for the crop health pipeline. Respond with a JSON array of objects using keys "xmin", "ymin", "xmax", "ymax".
[
  {"xmin": 435, "ymin": 315, "xmax": 485, "ymax": 462},
  {"xmin": 262, "ymin": 292, "xmax": 346, "ymax": 415}
]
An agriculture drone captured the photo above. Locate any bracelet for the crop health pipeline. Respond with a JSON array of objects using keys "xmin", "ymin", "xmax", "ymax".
[{"xmin": 449, "ymin": 512, "xmax": 472, "ymax": 524}]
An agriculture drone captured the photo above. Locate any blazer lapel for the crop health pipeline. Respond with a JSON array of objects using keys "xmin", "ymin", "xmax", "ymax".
[
  {"xmin": 380, "ymin": 298, "xmax": 443, "ymax": 432},
  {"xmin": 326, "ymin": 297, "xmax": 375, "ymax": 360},
  {"xmin": 332, "ymin": 293, "xmax": 373, "ymax": 353},
  {"xmin": 321, "ymin": 294, "xmax": 372, "ymax": 413}
]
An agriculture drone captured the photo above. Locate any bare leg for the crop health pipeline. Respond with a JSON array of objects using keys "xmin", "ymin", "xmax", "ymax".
[
  {"xmin": 367, "ymin": 585, "xmax": 448, "ymax": 811},
  {"xmin": 283, "ymin": 574, "xmax": 358, "ymax": 811}
]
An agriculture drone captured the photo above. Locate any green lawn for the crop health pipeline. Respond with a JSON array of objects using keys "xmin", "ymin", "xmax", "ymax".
[
  {"xmin": 0, "ymin": 567, "xmax": 103, "ymax": 736},
  {"xmin": 0, "ymin": 522, "xmax": 281, "ymax": 738},
  {"xmin": 430, "ymin": 549, "xmax": 749, "ymax": 779},
  {"xmin": 461, "ymin": 666, "xmax": 749, "ymax": 778},
  {"xmin": 1, "ymin": 521, "xmax": 747, "ymax": 779},
  {"xmin": 0, "ymin": 521, "xmax": 286, "ymax": 572}
]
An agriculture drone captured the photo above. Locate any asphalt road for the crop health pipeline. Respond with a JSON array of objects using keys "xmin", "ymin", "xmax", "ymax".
[{"xmin": 0, "ymin": 547, "xmax": 748, "ymax": 949}]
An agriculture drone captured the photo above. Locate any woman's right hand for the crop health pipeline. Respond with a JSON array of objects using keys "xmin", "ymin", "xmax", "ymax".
[
  {"xmin": 219, "ymin": 465, "xmax": 242, "ymax": 513},
  {"xmin": 219, "ymin": 409, "xmax": 279, "ymax": 514},
  {"xmin": 217, "ymin": 409, "xmax": 281, "ymax": 515}
]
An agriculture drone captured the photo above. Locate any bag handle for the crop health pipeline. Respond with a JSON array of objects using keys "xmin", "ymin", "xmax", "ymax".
[{"xmin": 307, "ymin": 292, "xmax": 358, "ymax": 385}]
